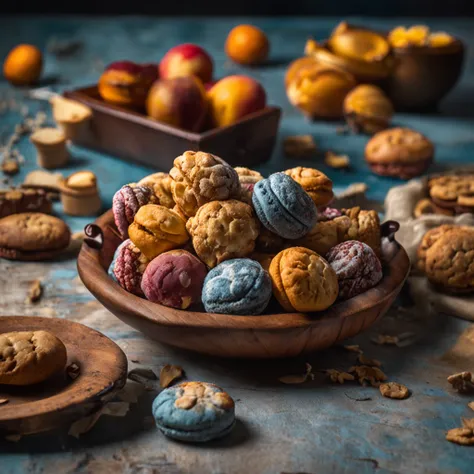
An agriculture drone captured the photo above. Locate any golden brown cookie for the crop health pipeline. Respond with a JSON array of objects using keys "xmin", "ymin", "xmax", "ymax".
[
  {"xmin": 295, "ymin": 215, "xmax": 351, "ymax": 256},
  {"xmin": 342, "ymin": 207, "xmax": 381, "ymax": 257},
  {"xmin": 283, "ymin": 167, "xmax": 334, "ymax": 207},
  {"xmin": 0, "ymin": 212, "xmax": 71, "ymax": 261},
  {"xmin": 186, "ymin": 200, "xmax": 259, "ymax": 268},
  {"xmin": 169, "ymin": 151, "xmax": 241, "ymax": 217},
  {"xmin": 269, "ymin": 247, "xmax": 339, "ymax": 312},
  {"xmin": 0, "ymin": 330, "xmax": 67, "ymax": 385},
  {"xmin": 128, "ymin": 204, "xmax": 189, "ymax": 260},
  {"xmin": 138, "ymin": 172, "xmax": 175, "ymax": 209},
  {"xmin": 234, "ymin": 167, "xmax": 263, "ymax": 204},
  {"xmin": 425, "ymin": 227, "xmax": 474, "ymax": 293},
  {"xmin": 365, "ymin": 127, "xmax": 434, "ymax": 179},
  {"xmin": 428, "ymin": 174, "xmax": 474, "ymax": 214},
  {"xmin": 413, "ymin": 198, "xmax": 454, "ymax": 218},
  {"xmin": 417, "ymin": 225, "xmax": 472, "ymax": 272}
]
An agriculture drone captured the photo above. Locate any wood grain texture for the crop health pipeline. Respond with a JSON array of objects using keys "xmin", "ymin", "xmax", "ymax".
[
  {"xmin": 77, "ymin": 210, "xmax": 410, "ymax": 358},
  {"xmin": 0, "ymin": 316, "xmax": 128, "ymax": 436}
]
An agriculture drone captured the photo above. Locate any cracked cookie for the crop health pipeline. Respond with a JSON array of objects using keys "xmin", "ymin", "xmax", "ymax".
[
  {"xmin": 0, "ymin": 330, "xmax": 67, "ymax": 385},
  {"xmin": 128, "ymin": 204, "xmax": 189, "ymax": 260},
  {"xmin": 269, "ymin": 247, "xmax": 339, "ymax": 312},
  {"xmin": 186, "ymin": 200, "xmax": 259, "ymax": 268},
  {"xmin": 283, "ymin": 167, "xmax": 334, "ymax": 207},
  {"xmin": 342, "ymin": 207, "xmax": 382, "ymax": 257},
  {"xmin": 169, "ymin": 151, "xmax": 241, "ymax": 217},
  {"xmin": 152, "ymin": 381, "xmax": 235, "ymax": 442},
  {"xmin": 428, "ymin": 174, "xmax": 474, "ymax": 215},
  {"xmin": 365, "ymin": 127, "xmax": 434, "ymax": 179},
  {"xmin": 0, "ymin": 212, "xmax": 71, "ymax": 261},
  {"xmin": 137, "ymin": 172, "xmax": 175, "ymax": 209}
]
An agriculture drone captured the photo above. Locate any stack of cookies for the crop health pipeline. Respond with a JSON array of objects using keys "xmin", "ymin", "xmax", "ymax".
[{"xmin": 108, "ymin": 150, "xmax": 386, "ymax": 316}]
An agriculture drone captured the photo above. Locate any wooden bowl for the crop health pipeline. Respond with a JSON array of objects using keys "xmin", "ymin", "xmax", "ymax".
[
  {"xmin": 77, "ymin": 211, "xmax": 410, "ymax": 359},
  {"xmin": 387, "ymin": 39, "xmax": 465, "ymax": 110},
  {"xmin": 64, "ymin": 86, "xmax": 281, "ymax": 169},
  {"xmin": 0, "ymin": 316, "xmax": 127, "ymax": 436}
]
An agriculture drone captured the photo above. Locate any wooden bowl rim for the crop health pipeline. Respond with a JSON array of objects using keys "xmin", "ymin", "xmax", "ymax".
[{"xmin": 77, "ymin": 210, "xmax": 410, "ymax": 332}]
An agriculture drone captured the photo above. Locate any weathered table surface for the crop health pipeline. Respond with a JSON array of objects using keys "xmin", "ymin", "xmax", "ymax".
[{"xmin": 1, "ymin": 16, "xmax": 474, "ymax": 474}]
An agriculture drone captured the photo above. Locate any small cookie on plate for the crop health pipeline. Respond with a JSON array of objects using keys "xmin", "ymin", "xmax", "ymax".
[
  {"xmin": 365, "ymin": 127, "xmax": 434, "ymax": 179},
  {"xmin": 283, "ymin": 167, "xmax": 334, "ymax": 207},
  {"xmin": 0, "ymin": 330, "xmax": 67, "ymax": 385},
  {"xmin": 0, "ymin": 212, "xmax": 71, "ymax": 261},
  {"xmin": 152, "ymin": 381, "xmax": 235, "ymax": 442}
]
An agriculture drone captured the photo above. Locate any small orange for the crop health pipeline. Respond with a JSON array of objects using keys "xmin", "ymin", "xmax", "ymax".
[
  {"xmin": 225, "ymin": 24, "xmax": 269, "ymax": 66},
  {"xmin": 3, "ymin": 44, "xmax": 43, "ymax": 86}
]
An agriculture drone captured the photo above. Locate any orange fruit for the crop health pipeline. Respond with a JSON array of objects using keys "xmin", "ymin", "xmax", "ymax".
[
  {"xmin": 225, "ymin": 25, "xmax": 269, "ymax": 65},
  {"xmin": 3, "ymin": 44, "xmax": 43, "ymax": 86}
]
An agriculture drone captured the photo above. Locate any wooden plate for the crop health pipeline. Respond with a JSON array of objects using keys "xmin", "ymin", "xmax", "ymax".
[
  {"xmin": 0, "ymin": 316, "xmax": 127, "ymax": 436},
  {"xmin": 77, "ymin": 210, "xmax": 410, "ymax": 359}
]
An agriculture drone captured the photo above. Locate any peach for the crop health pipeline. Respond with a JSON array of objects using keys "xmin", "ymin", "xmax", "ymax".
[
  {"xmin": 159, "ymin": 44, "xmax": 213, "ymax": 83},
  {"xmin": 146, "ymin": 76, "xmax": 208, "ymax": 132},
  {"xmin": 225, "ymin": 24, "xmax": 269, "ymax": 65},
  {"xmin": 3, "ymin": 44, "xmax": 43, "ymax": 86},
  {"xmin": 207, "ymin": 75, "xmax": 266, "ymax": 128},
  {"xmin": 98, "ymin": 61, "xmax": 158, "ymax": 108}
]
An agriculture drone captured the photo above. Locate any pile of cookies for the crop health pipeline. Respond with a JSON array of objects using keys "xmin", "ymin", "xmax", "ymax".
[{"xmin": 108, "ymin": 150, "xmax": 385, "ymax": 316}]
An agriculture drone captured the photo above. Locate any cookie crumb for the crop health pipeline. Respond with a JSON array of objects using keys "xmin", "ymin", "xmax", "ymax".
[
  {"xmin": 448, "ymin": 371, "xmax": 474, "ymax": 394},
  {"xmin": 278, "ymin": 363, "xmax": 314, "ymax": 384},
  {"xmin": 350, "ymin": 365, "xmax": 387, "ymax": 387},
  {"xmin": 325, "ymin": 151, "xmax": 350, "ymax": 169},
  {"xmin": 468, "ymin": 402, "xmax": 474, "ymax": 411},
  {"xmin": 325, "ymin": 369, "xmax": 355, "ymax": 384},
  {"xmin": 1, "ymin": 159, "xmax": 19, "ymax": 176},
  {"xmin": 446, "ymin": 426, "xmax": 474, "ymax": 446},
  {"xmin": 379, "ymin": 382, "xmax": 410, "ymax": 399},
  {"xmin": 67, "ymin": 363, "xmax": 81, "ymax": 380},
  {"xmin": 357, "ymin": 354, "xmax": 382, "ymax": 367},
  {"xmin": 160, "ymin": 364, "xmax": 184, "ymax": 388},
  {"xmin": 26, "ymin": 279, "xmax": 43, "ymax": 304},
  {"xmin": 283, "ymin": 135, "xmax": 318, "ymax": 158},
  {"xmin": 344, "ymin": 344, "xmax": 363, "ymax": 353}
]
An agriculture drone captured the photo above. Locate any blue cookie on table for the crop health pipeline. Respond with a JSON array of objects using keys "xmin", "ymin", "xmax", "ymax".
[
  {"xmin": 202, "ymin": 258, "xmax": 272, "ymax": 315},
  {"xmin": 152, "ymin": 381, "xmax": 235, "ymax": 442},
  {"xmin": 252, "ymin": 172, "xmax": 317, "ymax": 239}
]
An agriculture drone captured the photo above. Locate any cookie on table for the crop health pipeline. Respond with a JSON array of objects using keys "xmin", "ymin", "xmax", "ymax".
[
  {"xmin": 202, "ymin": 258, "xmax": 272, "ymax": 315},
  {"xmin": 269, "ymin": 247, "xmax": 339, "ymax": 312},
  {"xmin": 283, "ymin": 167, "xmax": 334, "ymax": 207},
  {"xmin": 0, "ymin": 212, "xmax": 71, "ymax": 261},
  {"xmin": 428, "ymin": 174, "xmax": 474, "ymax": 215},
  {"xmin": 152, "ymin": 381, "xmax": 235, "ymax": 442},
  {"xmin": 424, "ymin": 227, "xmax": 474, "ymax": 293},
  {"xmin": 137, "ymin": 172, "xmax": 175, "ymax": 209},
  {"xmin": 128, "ymin": 204, "xmax": 189, "ymax": 260},
  {"xmin": 326, "ymin": 240, "xmax": 383, "ymax": 300},
  {"xmin": 170, "ymin": 151, "xmax": 241, "ymax": 218},
  {"xmin": 141, "ymin": 249, "xmax": 207, "ymax": 309},
  {"xmin": 186, "ymin": 200, "xmax": 259, "ymax": 268},
  {"xmin": 252, "ymin": 172, "xmax": 317, "ymax": 239},
  {"xmin": 234, "ymin": 167, "xmax": 263, "ymax": 204},
  {"xmin": 0, "ymin": 330, "xmax": 67, "ymax": 385},
  {"xmin": 365, "ymin": 127, "xmax": 434, "ymax": 179}
]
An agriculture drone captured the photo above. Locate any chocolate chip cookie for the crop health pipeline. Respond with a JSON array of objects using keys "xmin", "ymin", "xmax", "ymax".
[
  {"xmin": 0, "ymin": 213, "xmax": 71, "ymax": 261},
  {"xmin": 0, "ymin": 330, "xmax": 67, "ymax": 385},
  {"xmin": 428, "ymin": 174, "xmax": 474, "ymax": 215}
]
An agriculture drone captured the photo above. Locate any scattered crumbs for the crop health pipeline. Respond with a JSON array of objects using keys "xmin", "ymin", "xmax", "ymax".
[
  {"xmin": 371, "ymin": 332, "xmax": 416, "ymax": 347},
  {"xmin": 25, "ymin": 279, "xmax": 43, "ymax": 304},
  {"xmin": 325, "ymin": 151, "xmax": 350, "ymax": 169},
  {"xmin": 0, "ymin": 399, "xmax": 9, "ymax": 405},
  {"xmin": 446, "ymin": 420, "xmax": 474, "ymax": 446},
  {"xmin": 159, "ymin": 364, "xmax": 184, "ymax": 388},
  {"xmin": 379, "ymin": 382, "xmax": 410, "ymax": 399},
  {"xmin": 350, "ymin": 365, "xmax": 387, "ymax": 387},
  {"xmin": 357, "ymin": 354, "xmax": 382, "ymax": 368},
  {"xmin": 283, "ymin": 135, "xmax": 318, "ymax": 158},
  {"xmin": 67, "ymin": 363, "xmax": 81, "ymax": 380},
  {"xmin": 447, "ymin": 372, "xmax": 474, "ymax": 394},
  {"xmin": 325, "ymin": 369, "xmax": 355, "ymax": 384},
  {"xmin": 278, "ymin": 362, "xmax": 314, "ymax": 384},
  {"xmin": 344, "ymin": 344, "xmax": 363, "ymax": 354}
]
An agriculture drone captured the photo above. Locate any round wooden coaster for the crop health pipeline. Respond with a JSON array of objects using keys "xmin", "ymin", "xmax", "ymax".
[{"xmin": 0, "ymin": 316, "xmax": 127, "ymax": 436}]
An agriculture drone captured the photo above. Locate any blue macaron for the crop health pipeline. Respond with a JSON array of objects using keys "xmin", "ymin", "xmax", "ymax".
[
  {"xmin": 202, "ymin": 258, "xmax": 272, "ymax": 315},
  {"xmin": 152, "ymin": 381, "xmax": 235, "ymax": 443},
  {"xmin": 252, "ymin": 172, "xmax": 317, "ymax": 239}
]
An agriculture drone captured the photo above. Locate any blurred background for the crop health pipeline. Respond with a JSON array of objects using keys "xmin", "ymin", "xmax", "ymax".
[{"xmin": 1, "ymin": 0, "xmax": 473, "ymax": 15}]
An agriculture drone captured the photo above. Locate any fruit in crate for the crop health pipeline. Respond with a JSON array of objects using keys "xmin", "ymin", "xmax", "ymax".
[
  {"xmin": 225, "ymin": 24, "xmax": 269, "ymax": 65},
  {"xmin": 159, "ymin": 44, "xmax": 213, "ymax": 83},
  {"xmin": 207, "ymin": 75, "xmax": 266, "ymax": 127},
  {"xmin": 98, "ymin": 61, "xmax": 158, "ymax": 108}
]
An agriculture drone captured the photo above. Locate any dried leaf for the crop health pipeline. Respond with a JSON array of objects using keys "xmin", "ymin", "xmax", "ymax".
[
  {"xmin": 67, "ymin": 363, "xmax": 81, "ymax": 380},
  {"xmin": 446, "ymin": 427, "xmax": 474, "ymax": 446},
  {"xmin": 128, "ymin": 367, "xmax": 159, "ymax": 390},
  {"xmin": 379, "ymin": 382, "xmax": 410, "ymax": 399},
  {"xmin": 0, "ymin": 399, "xmax": 9, "ymax": 405},
  {"xmin": 325, "ymin": 369, "xmax": 355, "ymax": 384},
  {"xmin": 447, "ymin": 372, "xmax": 474, "ymax": 394},
  {"xmin": 160, "ymin": 364, "xmax": 184, "ymax": 388},
  {"xmin": 278, "ymin": 362, "xmax": 314, "ymax": 384},
  {"xmin": 25, "ymin": 279, "xmax": 43, "ymax": 304},
  {"xmin": 344, "ymin": 344, "xmax": 363, "ymax": 354},
  {"xmin": 283, "ymin": 135, "xmax": 317, "ymax": 158},
  {"xmin": 357, "ymin": 354, "xmax": 382, "ymax": 367},
  {"xmin": 325, "ymin": 151, "xmax": 350, "ymax": 169}
]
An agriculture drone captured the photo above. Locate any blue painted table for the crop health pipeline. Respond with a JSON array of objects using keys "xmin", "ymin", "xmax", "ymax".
[{"xmin": 1, "ymin": 16, "xmax": 474, "ymax": 474}]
